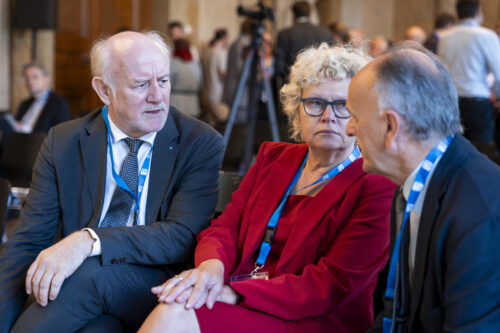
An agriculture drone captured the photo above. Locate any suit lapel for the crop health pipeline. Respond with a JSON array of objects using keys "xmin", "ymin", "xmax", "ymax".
[
  {"xmin": 239, "ymin": 144, "xmax": 308, "ymax": 263},
  {"xmin": 277, "ymin": 158, "xmax": 365, "ymax": 270},
  {"xmin": 80, "ymin": 110, "xmax": 108, "ymax": 228},
  {"xmin": 145, "ymin": 111, "xmax": 179, "ymax": 224},
  {"xmin": 410, "ymin": 136, "xmax": 467, "ymax": 320}
]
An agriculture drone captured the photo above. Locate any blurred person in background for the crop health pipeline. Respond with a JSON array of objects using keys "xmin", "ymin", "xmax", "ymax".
[
  {"xmin": 222, "ymin": 19, "xmax": 254, "ymax": 124},
  {"xmin": 369, "ymin": 36, "xmax": 389, "ymax": 58},
  {"xmin": 167, "ymin": 21, "xmax": 200, "ymax": 62},
  {"xmin": 347, "ymin": 28, "xmax": 365, "ymax": 47},
  {"xmin": 0, "ymin": 62, "xmax": 71, "ymax": 136},
  {"xmin": 201, "ymin": 28, "xmax": 230, "ymax": 126},
  {"xmin": 405, "ymin": 25, "xmax": 427, "ymax": 44},
  {"xmin": 170, "ymin": 39, "xmax": 203, "ymax": 118},
  {"xmin": 438, "ymin": 0, "xmax": 500, "ymax": 148},
  {"xmin": 328, "ymin": 21, "xmax": 349, "ymax": 45},
  {"xmin": 274, "ymin": 1, "xmax": 332, "ymax": 91},
  {"xmin": 424, "ymin": 13, "xmax": 456, "ymax": 53}
]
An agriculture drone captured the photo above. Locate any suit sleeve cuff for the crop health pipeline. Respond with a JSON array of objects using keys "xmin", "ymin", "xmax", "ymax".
[{"xmin": 83, "ymin": 228, "xmax": 102, "ymax": 256}]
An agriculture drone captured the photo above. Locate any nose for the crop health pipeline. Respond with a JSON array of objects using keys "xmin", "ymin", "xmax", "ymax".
[
  {"xmin": 147, "ymin": 81, "xmax": 162, "ymax": 104},
  {"xmin": 345, "ymin": 118, "xmax": 356, "ymax": 137},
  {"xmin": 320, "ymin": 104, "xmax": 336, "ymax": 121}
]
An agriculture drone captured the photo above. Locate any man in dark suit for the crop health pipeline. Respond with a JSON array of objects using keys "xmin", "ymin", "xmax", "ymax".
[
  {"xmin": 423, "ymin": 13, "xmax": 455, "ymax": 54},
  {"xmin": 0, "ymin": 31, "xmax": 224, "ymax": 332},
  {"xmin": 274, "ymin": 1, "xmax": 332, "ymax": 91},
  {"xmin": 15, "ymin": 62, "xmax": 71, "ymax": 133},
  {"xmin": 346, "ymin": 47, "xmax": 500, "ymax": 331}
]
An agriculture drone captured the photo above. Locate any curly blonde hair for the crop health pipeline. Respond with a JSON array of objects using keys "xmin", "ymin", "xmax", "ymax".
[{"xmin": 280, "ymin": 43, "xmax": 371, "ymax": 141}]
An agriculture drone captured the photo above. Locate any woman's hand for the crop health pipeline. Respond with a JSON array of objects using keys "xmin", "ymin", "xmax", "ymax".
[
  {"xmin": 151, "ymin": 259, "xmax": 225, "ymax": 310},
  {"xmin": 217, "ymin": 285, "xmax": 241, "ymax": 305}
]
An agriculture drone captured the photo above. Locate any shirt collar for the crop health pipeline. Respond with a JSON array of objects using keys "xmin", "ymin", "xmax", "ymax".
[
  {"xmin": 402, "ymin": 153, "xmax": 443, "ymax": 201},
  {"xmin": 107, "ymin": 116, "xmax": 156, "ymax": 147},
  {"xmin": 297, "ymin": 16, "xmax": 310, "ymax": 23},
  {"xmin": 402, "ymin": 162, "xmax": 420, "ymax": 201},
  {"xmin": 35, "ymin": 89, "xmax": 50, "ymax": 102},
  {"xmin": 459, "ymin": 18, "xmax": 479, "ymax": 27}
]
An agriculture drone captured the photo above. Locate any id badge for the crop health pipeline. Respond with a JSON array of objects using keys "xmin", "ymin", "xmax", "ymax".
[{"xmin": 229, "ymin": 271, "xmax": 269, "ymax": 282}]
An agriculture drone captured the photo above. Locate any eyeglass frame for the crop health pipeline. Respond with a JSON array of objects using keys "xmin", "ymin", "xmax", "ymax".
[{"xmin": 300, "ymin": 97, "xmax": 351, "ymax": 119}]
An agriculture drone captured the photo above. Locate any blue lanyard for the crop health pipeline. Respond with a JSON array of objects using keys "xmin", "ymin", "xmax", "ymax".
[
  {"xmin": 383, "ymin": 135, "xmax": 453, "ymax": 333},
  {"xmin": 102, "ymin": 105, "xmax": 154, "ymax": 222},
  {"xmin": 254, "ymin": 146, "xmax": 361, "ymax": 269}
]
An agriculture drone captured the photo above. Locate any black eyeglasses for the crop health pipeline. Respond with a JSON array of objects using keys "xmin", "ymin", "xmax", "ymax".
[{"xmin": 300, "ymin": 98, "xmax": 351, "ymax": 118}]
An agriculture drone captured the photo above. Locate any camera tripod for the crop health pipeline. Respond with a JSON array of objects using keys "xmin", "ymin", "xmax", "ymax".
[{"xmin": 223, "ymin": 21, "xmax": 280, "ymax": 175}]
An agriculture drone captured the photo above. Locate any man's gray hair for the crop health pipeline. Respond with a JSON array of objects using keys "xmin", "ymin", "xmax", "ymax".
[
  {"xmin": 22, "ymin": 62, "xmax": 49, "ymax": 76},
  {"xmin": 89, "ymin": 31, "xmax": 169, "ymax": 95},
  {"xmin": 280, "ymin": 43, "xmax": 371, "ymax": 141},
  {"xmin": 373, "ymin": 47, "xmax": 462, "ymax": 140}
]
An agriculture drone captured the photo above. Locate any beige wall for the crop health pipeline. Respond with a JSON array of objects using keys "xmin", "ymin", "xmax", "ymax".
[
  {"xmin": 2, "ymin": 0, "xmax": 500, "ymax": 113},
  {"xmin": 167, "ymin": 0, "xmax": 258, "ymax": 48}
]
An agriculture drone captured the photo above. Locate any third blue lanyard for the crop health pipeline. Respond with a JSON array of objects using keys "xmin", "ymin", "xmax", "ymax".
[
  {"xmin": 255, "ymin": 146, "xmax": 361, "ymax": 267},
  {"xmin": 383, "ymin": 135, "xmax": 453, "ymax": 333}
]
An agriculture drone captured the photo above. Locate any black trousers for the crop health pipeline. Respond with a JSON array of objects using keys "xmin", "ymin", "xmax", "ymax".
[
  {"xmin": 459, "ymin": 97, "xmax": 495, "ymax": 143},
  {"xmin": 10, "ymin": 257, "xmax": 172, "ymax": 333}
]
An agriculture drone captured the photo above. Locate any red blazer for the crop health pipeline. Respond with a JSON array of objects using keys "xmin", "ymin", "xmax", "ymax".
[{"xmin": 195, "ymin": 142, "xmax": 396, "ymax": 332}]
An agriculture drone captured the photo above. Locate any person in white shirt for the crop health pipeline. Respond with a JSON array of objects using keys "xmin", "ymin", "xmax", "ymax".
[{"xmin": 438, "ymin": 0, "xmax": 500, "ymax": 145}]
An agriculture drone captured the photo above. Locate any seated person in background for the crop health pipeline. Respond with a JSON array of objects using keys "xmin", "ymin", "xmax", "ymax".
[
  {"xmin": 0, "ymin": 31, "xmax": 224, "ymax": 332},
  {"xmin": 200, "ymin": 28, "xmax": 229, "ymax": 126},
  {"xmin": 170, "ymin": 38, "xmax": 202, "ymax": 118},
  {"xmin": 0, "ymin": 62, "xmax": 71, "ymax": 137},
  {"xmin": 139, "ymin": 43, "xmax": 396, "ymax": 333},
  {"xmin": 405, "ymin": 25, "xmax": 427, "ymax": 44},
  {"xmin": 15, "ymin": 62, "xmax": 71, "ymax": 133}
]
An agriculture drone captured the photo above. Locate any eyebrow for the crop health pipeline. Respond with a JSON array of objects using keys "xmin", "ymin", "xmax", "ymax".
[{"xmin": 132, "ymin": 74, "xmax": 170, "ymax": 84}]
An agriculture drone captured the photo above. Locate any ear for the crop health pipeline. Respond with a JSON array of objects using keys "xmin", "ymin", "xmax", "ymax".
[
  {"xmin": 382, "ymin": 109, "xmax": 401, "ymax": 149},
  {"xmin": 91, "ymin": 77, "xmax": 112, "ymax": 105}
]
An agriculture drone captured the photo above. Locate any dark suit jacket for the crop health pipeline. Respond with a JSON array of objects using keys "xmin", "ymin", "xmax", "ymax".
[
  {"xmin": 371, "ymin": 135, "xmax": 500, "ymax": 332},
  {"xmin": 0, "ymin": 107, "xmax": 224, "ymax": 332},
  {"xmin": 424, "ymin": 31, "xmax": 439, "ymax": 54},
  {"xmin": 196, "ymin": 142, "xmax": 396, "ymax": 332},
  {"xmin": 16, "ymin": 91, "xmax": 71, "ymax": 133},
  {"xmin": 275, "ymin": 21, "xmax": 333, "ymax": 89}
]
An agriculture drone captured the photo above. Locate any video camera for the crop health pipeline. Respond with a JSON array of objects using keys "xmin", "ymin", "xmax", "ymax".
[{"xmin": 237, "ymin": 0, "xmax": 274, "ymax": 22}]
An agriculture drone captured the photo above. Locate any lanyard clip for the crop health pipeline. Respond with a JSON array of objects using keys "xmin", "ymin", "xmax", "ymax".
[{"xmin": 251, "ymin": 264, "xmax": 263, "ymax": 276}]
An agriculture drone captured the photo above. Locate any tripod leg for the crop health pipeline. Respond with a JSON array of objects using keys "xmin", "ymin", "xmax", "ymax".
[
  {"xmin": 240, "ymin": 51, "xmax": 260, "ymax": 175},
  {"xmin": 259, "ymin": 59, "xmax": 280, "ymax": 142},
  {"xmin": 223, "ymin": 50, "xmax": 256, "ymax": 153}
]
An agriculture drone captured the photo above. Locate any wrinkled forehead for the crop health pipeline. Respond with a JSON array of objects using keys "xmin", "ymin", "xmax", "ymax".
[{"xmin": 110, "ymin": 37, "xmax": 169, "ymax": 78}]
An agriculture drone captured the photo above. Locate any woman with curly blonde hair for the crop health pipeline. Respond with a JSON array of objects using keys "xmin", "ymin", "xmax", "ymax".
[{"xmin": 140, "ymin": 43, "xmax": 395, "ymax": 333}]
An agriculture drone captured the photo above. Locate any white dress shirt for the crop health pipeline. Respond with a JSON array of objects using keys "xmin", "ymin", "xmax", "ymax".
[
  {"xmin": 400, "ymin": 154, "xmax": 443, "ymax": 279},
  {"xmin": 86, "ymin": 116, "xmax": 156, "ymax": 256},
  {"xmin": 438, "ymin": 19, "xmax": 500, "ymax": 98},
  {"xmin": 18, "ymin": 90, "xmax": 50, "ymax": 133}
]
